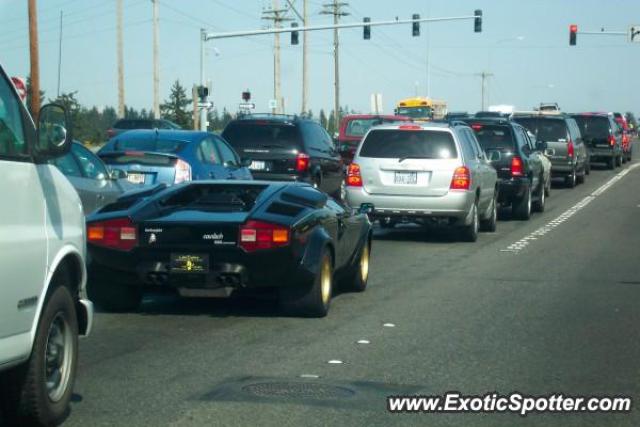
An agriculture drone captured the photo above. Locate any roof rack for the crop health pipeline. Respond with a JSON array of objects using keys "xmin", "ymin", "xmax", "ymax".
[{"xmin": 238, "ymin": 113, "xmax": 300, "ymax": 121}]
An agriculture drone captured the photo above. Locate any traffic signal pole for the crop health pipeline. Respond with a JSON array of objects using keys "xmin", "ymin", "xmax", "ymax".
[{"xmin": 197, "ymin": 12, "xmax": 481, "ymax": 131}]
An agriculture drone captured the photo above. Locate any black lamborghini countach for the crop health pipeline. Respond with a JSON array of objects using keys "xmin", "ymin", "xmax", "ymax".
[{"xmin": 86, "ymin": 181, "xmax": 372, "ymax": 317}]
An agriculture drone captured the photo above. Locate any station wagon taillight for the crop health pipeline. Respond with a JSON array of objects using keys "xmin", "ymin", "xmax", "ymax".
[
  {"xmin": 87, "ymin": 218, "xmax": 138, "ymax": 251},
  {"xmin": 346, "ymin": 163, "xmax": 363, "ymax": 187},
  {"xmin": 175, "ymin": 159, "xmax": 192, "ymax": 184},
  {"xmin": 239, "ymin": 220, "xmax": 290, "ymax": 252},
  {"xmin": 450, "ymin": 166, "xmax": 471, "ymax": 190},
  {"xmin": 295, "ymin": 153, "xmax": 310, "ymax": 172},
  {"xmin": 567, "ymin": 140, "xmax": 575, "ymax": 158},
  {"xmin": 511, "ymin": 156, "xmax": 524, "ymax": 177},
  {"xmin": 609, "ymin": 135, "xmax": 616, "ymax": 146}
]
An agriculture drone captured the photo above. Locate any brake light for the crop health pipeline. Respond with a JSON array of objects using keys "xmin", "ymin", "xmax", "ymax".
[
  {"xmin": 471, "ymin": 124, "xmax": 483, "ymax": 130},
  {"xmin": 398, "ymin": 124, "xmax": 422, "ymax": 130},
  {"xmin": 295, "ymin": 153, "xmax": 310, "ymax": 173},
  {"xmin": 511, "ymin": 156, "xmax": 524, "ymax": 177},
  {"xmin": 450, "ymin": 166, "xmax": 471, "ymax": 190},
  {"xmin": 609, "ymin": 135, "xmax": 616, "ymax": 146},
  {"xmin": 567, "ymin": 140, "xmax": 575, "ymax": 158},
  {"xmin": 175, "ymin": 158, "xmax": 192, "ymax": 184},
  {"xmin": 346, "ymin": 162, "xmax": 363, "ymax": 187},
  {"xmin": 87, "ymin": 218, "xmax": 138, "ymax": 251},
  {"xmin": 239, "ymin": 220, "xmax": 290, "ymax": 252}
]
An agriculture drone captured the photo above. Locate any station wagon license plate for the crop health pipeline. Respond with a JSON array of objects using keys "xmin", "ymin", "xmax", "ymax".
[
  {"xmin": 394, "ymin": 171, "xmax": 417, "ymax": 185},
  {"xmin": 249, "ymin": 161, "xmax": 266, "ymax": 171},
  {"xmin": 127, "ymin": 172, "xmax": 145, "ymax": 184},
  {"xmin": 170, "ymin": 254, "xmax": 209, "ymax": 274}
]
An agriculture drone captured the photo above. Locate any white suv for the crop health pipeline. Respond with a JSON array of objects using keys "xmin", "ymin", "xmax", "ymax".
[{"xmin": 0, "ymin": 65, "xmax": 93, "ymax": 425}]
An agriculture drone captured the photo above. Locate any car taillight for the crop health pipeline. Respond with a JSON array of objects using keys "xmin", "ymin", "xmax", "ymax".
[
  {"xmin": 346, "ymin": 162, "xmax": 363, "ymax": 187},
  {"xmin": 239, "ymin": 220, "xmax": 290, "ymax": 252},
  {"xmin": 295, "ymin": 153, "xmax": 310, "ymax": 173},
  {"xmin": 567, "ymin": 140, "xmax": 575, "ymax": 158},
  {"xmin": 609, "ymin": 135, "xmax": 616, "ymax": 146},
  {"xmin": 175, "ymin": 159, "xmax": 192, "ymax": 184},
  {"xmin": 450, "ymin": 166, "xmax": 471, "ymax": 190},
  {"xmin": 87, "ymin": 218, "xmax": 138, "ymax": 251},
  {"xmin": 511, "ymin": 156, "xmax": 524, "ymax": 177}
]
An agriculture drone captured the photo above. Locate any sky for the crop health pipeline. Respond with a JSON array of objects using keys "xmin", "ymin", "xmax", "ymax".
[{"xmin": 1, "ymin": 0, "xmax": 640, "ymax": 116}]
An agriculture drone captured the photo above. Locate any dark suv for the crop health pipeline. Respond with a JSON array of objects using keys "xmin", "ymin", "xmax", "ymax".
[
  {"xmin": 222, "ymin": 115, "xmax": 344, "ymax": 197},
  {"xmin": 466, "ymin": 117, "xmax": 548, "ymax": 219},
  {"xmin": 513, "ymin": 113, "xmax": 588, "ymax": 188},
  {"xmin": 571, "ymin": 113, "xmax": 623, "ymax": 170}
]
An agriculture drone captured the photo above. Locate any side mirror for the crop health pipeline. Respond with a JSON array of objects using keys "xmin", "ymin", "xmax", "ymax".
[
  {"xmin": 36, "ymin": 104, "xmax": 71, "ymax": 160},
  {"xmin": 109, "ymin": 168, "xmax": 128, "ymax": 180},
  {"xmin": 536, "ymin": 141, "xmax": 548, "ymax": 151},
  {"xmin": 240, "ymin": 158, "xmax": 252, "ymax": 168},
  {"xmin": 358, "ymin": 203, "xmax": 374, "ymax": 215}
]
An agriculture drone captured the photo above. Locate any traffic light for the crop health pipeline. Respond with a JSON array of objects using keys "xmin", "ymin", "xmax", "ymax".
[
  {"xmin": 569, "ymin": 24, "xmax": 577, "ymax": 46},
  {"xmin": 291, "ymin": 23, "xmax": 299, "ymax": 45},
  {"xmin": 412, "ymin": 14, "xmax": 420, "ymax": 37},
  {"xmin": 242, "ymin": 90, "xmax": 251, "ymax": 102},
  {"xmin": 197, "ymin": 85, "xmax": 209, "ymax": 99},
  {"xmin": 474, "ymin": 9, "xmax": 482, "ymax": 33},
  {"xmin": 363, "ymin": 17, "xmax": 371, "ymax": 40}
]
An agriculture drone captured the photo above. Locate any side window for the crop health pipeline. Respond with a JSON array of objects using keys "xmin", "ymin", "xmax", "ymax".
[
  {"xmin": 318, "ymin": 125, "xmax": 334, "ymax": 150},
  {"xmin": 457, "ymin": 130, "xmax": 476, "ymax": 161},
  {"xmin": 0, "ymin": 75, "xmax": 27, "ymax": 158},
  {"xmin": 303, "ymin": 123, "xmax": 323, "ymax": 151},
  {"xmin": 198, "ymin": 138, "xmax": 220, "ymax": 164},
  {"xmin": 519, "ymin": 127, "xmax": 535, "ymax": 150},
  {"xmin": 216, "ymin": 138, "xmax": 239, "ymax": 166},
  {"xmin": 72, "ymin": 143, "xmax": 108, "ymax": 179},
  {"xmin": 514, "ymin": 127, "xmax": 529, "ymax": 151},
  {"xmin": 465, "ymin": 129, "xmax": 484, "ymax": 157},
  {"xmin": 52, "ymin": 152, "xmax": 82, "ymax": 178}
]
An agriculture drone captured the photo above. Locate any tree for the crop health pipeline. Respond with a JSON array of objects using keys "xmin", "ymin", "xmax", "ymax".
[
  {"xmin": 327, "ymin": 109, "xmax": 336, "ymax": 136},
  {"xmin": 160, "ymin": 80, "xmax": 192, "ymax": 129},
  {"xmin": 26, "ymin": 75, "xmax": 45, "ymax": 117},
  {"xmin": 319, "ymin": 109, "xmax": 328, "ymax": 130}
]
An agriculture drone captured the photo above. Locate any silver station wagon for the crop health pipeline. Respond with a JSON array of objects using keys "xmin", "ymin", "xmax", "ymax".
[{"xmin": 344, "ymin": 122, "xmax": 498, "ymax": 242}]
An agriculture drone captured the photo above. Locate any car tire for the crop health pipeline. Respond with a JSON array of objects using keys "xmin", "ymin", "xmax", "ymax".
[
  {"xmin": 479, "ymin": 193, "xmax": 497, "ymax": 232},
  {"xmin": 459, "ymin": 201, "xmax": 479, "ymax": 242},
  {"xmin": 533, "ymin": 178, "xmax": 546, "ymax": 213},
  {"xmin": 627, "ymin": 150, "xmax": 633, "ymax": 162},
  {"xmin": 616, "ymin": 155, "xmax": 623, "ymax": 167},
  {"xmin": 585, "ymin": 161, "xmax": 591, "ymax": 175},
  {"xmin": 576, "ymin": 169, "xmax": 585, "ymax": 184},
  {"xmin": 608, "ymin": 156, "xmax": 616, "ymax": 170},
  {"xmin": 0, "ymin": 286, "xmax": 78, "ymax": 427},
  {"xmin": 311, "ymin": 173, "xmax": 322, "ymax": 190},
  {"xmin": 342, "ymin": 239, "xmax": 370, "ymax": 293},
  {"xmin": 379, "ymin": 218, "xmax": 396, "ymax": 229},
  {"xmin": 280, "ymin": 248, "xmax": 333, "ymax": 317},
  {"xmin": 513, "ymin": 184, "xmax": 532, "ymax": 220},
  {"xmin": 88, "ymin": 276, "xmax": 142, "ymax": 312},
  {"xmin": 544, "ymin": 177, "xmax": 551, "ymax": 197},
  {"xmin": 565, "ymin": 168, "xmax": 576, "ymax": 188}
]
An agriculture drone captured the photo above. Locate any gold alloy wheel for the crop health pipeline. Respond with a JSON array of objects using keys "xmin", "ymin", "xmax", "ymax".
[
  {"xmin": 360, "ymin": 243, "xmax": 370, "ymax": 283},
  {"xmin": 320, "ymin": 255, "xmax": 332, "ymax": 305}
]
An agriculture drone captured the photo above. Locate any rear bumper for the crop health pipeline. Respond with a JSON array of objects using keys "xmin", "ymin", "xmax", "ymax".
[
  {"xmin": 588, "ymin": 147, "xmax": 616, "ymax": 160},
  {"xmin": 345, "ymin": 186, "xmax": 475, "ymax": 220},
  {"xmin": 497, "ymin": 178, "xmax": 529, "ymax": 203},
  {"xmin": 549, "ymin": 161, "xmax": 575, "ymax": 176}
]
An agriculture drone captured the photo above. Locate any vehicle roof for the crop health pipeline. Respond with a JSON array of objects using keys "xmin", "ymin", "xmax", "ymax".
[
  {"xmin": 571, "ymin": 112, "xmax": 612, "ymax": 117},
  {"xmin": 229, "ymin": 114, "xmax": 315, "ymax": 125},
  {"xmin": 109, "ymin": 129, "xmax": 210, "ymax": 143},
  {"xmin": 340, "ymin": 114, "xmax": 410, "ymax": 121},
  {"xmin": 367, "ymin": 122, "xmax": 458, "ymax": 131}
]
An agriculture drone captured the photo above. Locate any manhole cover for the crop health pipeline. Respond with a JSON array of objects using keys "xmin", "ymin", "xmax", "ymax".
[{"xmin": 242, "ymin": 382, "xmax": 355, "ymax": 400}]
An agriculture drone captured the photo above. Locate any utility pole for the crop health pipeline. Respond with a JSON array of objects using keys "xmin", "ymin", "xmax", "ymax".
[
  {"xmin": 425, "ymin": 0, "xmax": 431, "ymax": 98},
  {"xmin": 57, "ymin": 10, "xmax": 63, "ymax": 98},
  {"xmin": 152, "ymin": 0, "xmax": 160, "ymax": 119},
  {"xmin": 28, "ymin": 0, "xmax": 40, "ymax": 119},
  {"xmin": 475, "ymin": 71, "xmax": 493, "ymax": 110},
  {"xmin": 262, "ymin": 1, "xmax": 292, "ymax": 114},
  {"xmin": 302, "ymin": 0, "xmax": 308, "ymax": 115},
  {"xmin": 321, "ymin": 1, "xmax": 349, "ymax": 131},
  {"xmin": 116, "ymin": 0, "xmax": 125, "ymax": 118}
]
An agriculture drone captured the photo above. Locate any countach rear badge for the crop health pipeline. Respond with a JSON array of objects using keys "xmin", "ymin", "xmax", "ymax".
[
  {"xmin": 148, "ymin": 233, "xmax": 157, "ymax": 244},
  {"xmin": 203, "ymin": 233, "xmax": 233, "ymax": 245}
]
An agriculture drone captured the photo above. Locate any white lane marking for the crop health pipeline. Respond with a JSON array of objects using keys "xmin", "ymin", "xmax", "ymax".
[
  {"xmin": 502, "ymin": 164, "xmax": 640, "ymax": 254},
  {"xmin": 328, "ymin": 360, "xmax": 343, "ymax": 364},
  {"xmin": 357, "ymin": 339, "xmax": 370, "ymax": 344},
  {"xmin": 300, "ymin": 374, "xmax": 320, "ymax": 378},
  {"xmin": 383, "ymin": 323, "xmax": 396, "ymax": 328}
]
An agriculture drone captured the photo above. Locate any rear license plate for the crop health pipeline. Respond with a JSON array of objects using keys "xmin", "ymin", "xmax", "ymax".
[
  {"xmin": 127, "ymin": 172, "xmax": 145, "ymax": 184},
  {"xmin": 394, "ymin": 171, "xmax": 417, "ymax": 185},
  {"xmin": 170, "ymin": 254, "xmax": 209, "ymax": 274},
  {"xmin": 249, "ymin": 161, "xmax": 266, "ymax": 171}
]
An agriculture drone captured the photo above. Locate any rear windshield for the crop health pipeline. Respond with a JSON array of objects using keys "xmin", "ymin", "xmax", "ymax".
[
  {"xmin": 345, "ymin": 119, "xmax": 380, "ymax": 137},
  {"xmin": 513, "ymin": 118, "xmax": 567, "ymax": 142},
  {"xmin": 359, "ymin": 129, "xmax": 457, "ymax": 159},
  {"xmin": 101, "ymin": 153, "xmax": 175, "ymax": 166},
  {"xmin": 222, "ymin": 122, "xmax": 301, "ymax": 150},
  {"xmin": 471, "ymin": 124, "xmax": 515, "ymax": 151},
  {"xmin": 112, "ymin": 138, "xmax": 184, "ymax": 153},
  {"xmin": 159, "ymin": 184, "xmax": 268, "ymax": 213},
  {"xmin": 396, "ymin": 107, "xmax": 432, "ymax": 119},
  {"xmin": 572, "ymin": 116, "xmax": 611, "ymax": 139}
]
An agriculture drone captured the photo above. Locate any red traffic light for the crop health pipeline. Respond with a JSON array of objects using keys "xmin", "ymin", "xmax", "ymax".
[
  {"xmin": 570, "ymin": 24, "xmax": 578, "ymax": 33},
  {"xmin": 569, "ymin": 24, "xmax": 577, "ymax": 46}
]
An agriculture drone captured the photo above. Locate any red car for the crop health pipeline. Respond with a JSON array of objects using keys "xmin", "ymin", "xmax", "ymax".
[
  {"xmin": 613, "ymin": 112, "xmax": 633, "ymax": 162},
  {"xmin": 337, "ymin": 114, "xmax": 411, "ymax": 164}
]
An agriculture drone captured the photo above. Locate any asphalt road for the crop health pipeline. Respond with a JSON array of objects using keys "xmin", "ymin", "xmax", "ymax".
[{"xmin": 64, "ymin": 145, "xmax": 640, "ymax": 427}]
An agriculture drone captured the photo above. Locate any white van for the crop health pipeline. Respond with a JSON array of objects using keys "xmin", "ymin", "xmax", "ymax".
[{"xmin": 0, "ymin": 65, "xmax": 93, "ymax": 425}]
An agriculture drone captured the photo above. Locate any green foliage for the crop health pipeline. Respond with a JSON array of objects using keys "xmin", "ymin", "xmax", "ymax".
[
  {"xmin": 25, "ymin": 75, "xmax": 45, "ymax": 117},
  {"xmin": 160, "ymin": 80, "xmax": 193, "ymax": 129}
]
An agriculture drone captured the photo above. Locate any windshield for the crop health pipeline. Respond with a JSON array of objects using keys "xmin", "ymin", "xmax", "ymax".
[
  {"xmin": 471, "ymin": 124, "xmax": 515, "ymax": 151},
  {"xmin": 359, "ymin": 129, "xmax": 457, "ymax": 159},
  {"xmin": 112, "ymin": 138, "xmax": 185, "ymax": 153},
  {"xmin": 396, "ymin": 107, "xmax": 433, "ymax": 119},
  {"xmin": 345, "ymin": 119, "xmax": 380, "ymax": 137},
  {"xmin": 572, "ymin": 116, "xmax": 611, "ymax": 139},
  {"xmin": 222, "ymin": 122, "xmax": 301, "ymax": 150},
  {"xmin": 513, "ymin": 118, "xmax": 568, "ymax": 142}
]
